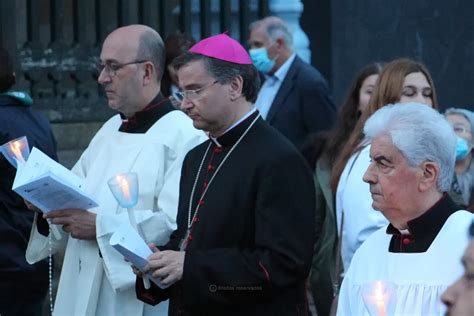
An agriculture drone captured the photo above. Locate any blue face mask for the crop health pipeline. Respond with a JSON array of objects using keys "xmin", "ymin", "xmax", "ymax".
[
  {"xmin": 249, "ymin": 47, "xmax": 275, "ymax": 73},
  {"xmin": 456, "ymin": 137, "xmax": 470, "ymax": 161}
]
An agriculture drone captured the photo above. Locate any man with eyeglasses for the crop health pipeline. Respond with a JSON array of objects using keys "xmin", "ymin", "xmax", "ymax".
[
  {"xmin": 134, "ymin": 33, "xmax": 315, "ymax": 315},
  {"xmin": 25, "ymin": 24, "xmax": 205, "ymax": 316}
]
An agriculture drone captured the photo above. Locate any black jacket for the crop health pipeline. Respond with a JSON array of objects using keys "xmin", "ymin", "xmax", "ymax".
[
  {"xmin": 265, "ymin": 56, "xmax": 336, "ymax": 149},
  {"xmin": 0, "ymin": 94, "xmax": 57, "ymax": 293}
]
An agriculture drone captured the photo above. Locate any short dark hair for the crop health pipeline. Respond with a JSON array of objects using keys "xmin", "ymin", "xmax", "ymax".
[
  {"xmin": 165, "ymin": 31, "xmax": 196, "ymax": 66},
  {"xmin": 137, "ymin": 29, "xmax": 165, "ymax": 82},
  {"xmin": 0, "ymin": 48, "xmax": 16, "ymax": 92},
  {"xmin": 172, "ymin": 52, "xmax": 261, "ymax": 103}
]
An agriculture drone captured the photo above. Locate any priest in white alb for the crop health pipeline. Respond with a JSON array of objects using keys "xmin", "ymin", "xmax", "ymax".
[
  {"xmin": 24, "ymin": 25, "xmax": 205, "ymax": 316},
  {"xmin": 337, "ymin": 103, "xmax": 474, "ymax": 316}
]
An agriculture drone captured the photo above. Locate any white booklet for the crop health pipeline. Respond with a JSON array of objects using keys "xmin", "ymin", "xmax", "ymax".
[
  {"xmin": 12, "ymin": 147, "xmax": 98, "ymax": 213},
  {"xmin": 110, "ymin": 223, "xmax": 172, "ymax": 289}
]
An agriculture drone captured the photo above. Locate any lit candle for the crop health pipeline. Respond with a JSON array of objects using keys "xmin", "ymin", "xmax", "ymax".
[
  {"xmin": 374, "ymin": 281, "xmax": 386, "ymax": 316},
  {"xmin": 10, "ymin": 140, "xmax": 25, "ymax": 163},
  {"xmin": 116, "ymin": 175, "xmax": 131, "ymax": 202}
]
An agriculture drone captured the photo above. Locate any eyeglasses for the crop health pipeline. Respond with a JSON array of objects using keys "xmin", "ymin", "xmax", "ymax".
[
  {"xmin": 175, "ymin": 80, "xmax": 218, "ymax": 101},
  {"xmin": 97, "ymin": 60, "xmax": 148, "ymax": 77}
]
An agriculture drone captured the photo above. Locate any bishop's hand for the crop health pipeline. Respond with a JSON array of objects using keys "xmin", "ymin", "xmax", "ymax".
[
  {"xmin": 131, "ymin": 243, "xmax": 158, "ymax": 278},
  {"xmin": 144, "ymin": 250, "xmax": 185, "ymax": 287}
]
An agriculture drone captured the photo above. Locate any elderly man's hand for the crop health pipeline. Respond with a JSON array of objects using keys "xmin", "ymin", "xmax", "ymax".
[
  {"xmin": 144, "ymin": 250, "xmax": 185, "ymax": 287},
  {"xmin": 45, "ymin": 209, "xmax": 96, "ymax": 240}
]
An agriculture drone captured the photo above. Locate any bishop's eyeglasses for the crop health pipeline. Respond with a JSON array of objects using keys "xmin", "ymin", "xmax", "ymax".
[
  {"xmin": 97, "ymin": 60, "xmax": 148, "ymax": 77},
  {"xmin": 175, "ymin": 80, "xmax": 218, "ymax": 101}
]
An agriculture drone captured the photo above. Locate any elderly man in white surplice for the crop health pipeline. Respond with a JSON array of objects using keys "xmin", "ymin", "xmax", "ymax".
[
  {"xmin": 337, "ymin": 103, "xmax": 474, "ymax": 316},
  {"xmin": 24, "ymin": 25, "xmax": 205, "ymax": 316}
]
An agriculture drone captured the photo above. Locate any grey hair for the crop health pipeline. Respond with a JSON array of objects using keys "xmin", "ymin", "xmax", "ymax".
[
  {"xmin": 364, "ymin": 102, "xmax": 457, "ymax": 192},
  {"xmin": 444, "ymin": 107, "xmax": 474, "ymax": 139},
  {"xmin": 444, "ymin": 107, "xmax": 474, "ymax": 205},
  {"xmin": 249, "ymin": 17, "xmax": 293, "ymax": 48},
  {"xmin": 137, "ymin": 29, "xmax": 165, "ymax": 82}
]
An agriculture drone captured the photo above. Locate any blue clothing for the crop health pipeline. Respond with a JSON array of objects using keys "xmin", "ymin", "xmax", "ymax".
[{"xmin": 0, "ymin": 93, "xmax": 57, "ymax": 312}]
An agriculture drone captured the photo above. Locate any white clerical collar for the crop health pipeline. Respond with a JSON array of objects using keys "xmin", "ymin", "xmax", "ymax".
[
  {"xmin": 399, "ymin": 229, "xmax": 411, "ymax": 236},
  {"xmin": 209, "ymin": 108, "xmax": 257, "ymax": 146}
]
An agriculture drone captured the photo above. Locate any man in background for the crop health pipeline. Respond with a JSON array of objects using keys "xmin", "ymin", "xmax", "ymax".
[
  {"xmin": 0, "ymin": 47, "xmax": 57, "ymax": 315},
  {"xmin": 248, "ymin": 16, "xmax": 336, "ymax": 149}
]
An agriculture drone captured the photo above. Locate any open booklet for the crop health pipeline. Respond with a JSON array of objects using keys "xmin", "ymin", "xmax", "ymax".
[
  {"xmin": 110, "ymin": 223, "xmax": 172, "ymax": 289},
  {"xmin": 12, "ymin": 147, "xmax": 98, "ymax": 213}
]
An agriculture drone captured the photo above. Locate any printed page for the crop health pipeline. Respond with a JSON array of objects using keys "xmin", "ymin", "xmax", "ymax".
[
  {"xmin": 12, "ymin": 147, "xmax": 98, "ymax": 213},
  {"xmin": 14, "ymin": 172, "xmax": 98, "ymax": 213},
  {"xmin": 110, "ymin": 224, "xmax": 172, "ymax": 289},
  {"xmin": 13, "ymin": 147, "xmax": 84, "ymax": 190}
]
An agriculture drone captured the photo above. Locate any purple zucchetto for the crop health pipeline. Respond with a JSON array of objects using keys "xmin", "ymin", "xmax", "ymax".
[{"xmin": 189, "ymin": 33, "xmax": 252, "ymax": 65}]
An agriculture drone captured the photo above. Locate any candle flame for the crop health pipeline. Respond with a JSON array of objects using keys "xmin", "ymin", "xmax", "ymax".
[
  {"xmin": 374, "ymin": 281, "xmax": 384, "ymax": 300},
  {"xmin": 374, "ymin": 281, "xmax": 386, "ymax": 316},
  {"xmin": 9, "ymin": 140, "xmax": 24, "ymax": 162},
  {"xmin": 116, "ymin": 175, "xmax": 130, "ymax": 201}
]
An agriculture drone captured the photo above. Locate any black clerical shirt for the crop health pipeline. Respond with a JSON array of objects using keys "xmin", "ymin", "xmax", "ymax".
[
  {"xmin": 387, "ymin": 194, "xmax": 460, "ymax": 253},
  {"xmin": 119, "ymin": 93, "xmax": 174, "ymax": 133}
]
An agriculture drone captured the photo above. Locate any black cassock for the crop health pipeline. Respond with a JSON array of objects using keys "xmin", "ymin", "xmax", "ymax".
[{"xmin": 136, "ymin": 110, "xmax": 316, "ymax": 315}]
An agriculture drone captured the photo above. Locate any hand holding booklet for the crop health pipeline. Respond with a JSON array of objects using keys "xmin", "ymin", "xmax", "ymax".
[
  {"xmin": 110, "ymin": 223, "xmax": 172, "ymax": 289},
  {"xmin": 12, "ymin": 147, "xmax": 98, "ymax": 213}
]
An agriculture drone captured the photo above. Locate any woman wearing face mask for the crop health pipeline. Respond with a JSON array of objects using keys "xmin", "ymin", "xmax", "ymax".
[
  {"xmin": 445, "ymin": 108, "xmax": 474, "ymax": 211},
  {"xmin": 332, "ymin": 58, "xmax": 438, "ymax": 276}
]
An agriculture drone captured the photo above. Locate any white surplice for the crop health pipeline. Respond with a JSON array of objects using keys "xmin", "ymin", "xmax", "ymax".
[
  {"xmin": 337, "ymin": 211, "xmax": 473, "ymax": 316},
  {"xmin": 26, "ymin": 111, "xmax": 206, "ymax": 316}
]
